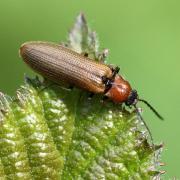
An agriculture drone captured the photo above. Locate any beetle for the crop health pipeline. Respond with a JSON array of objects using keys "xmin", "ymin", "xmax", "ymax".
[{"xmin": 20, "ymin": 41, "xmax": 163, "ymax": 143}]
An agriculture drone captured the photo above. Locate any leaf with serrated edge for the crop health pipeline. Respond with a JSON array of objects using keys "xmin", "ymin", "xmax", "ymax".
[{"xmin": 0, "ymin": 13, "xmax": 163, "ymax": 179}]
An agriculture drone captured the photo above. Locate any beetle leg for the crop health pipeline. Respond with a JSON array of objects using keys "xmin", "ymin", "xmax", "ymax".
[
  {"xmin": 107, "ymin": 65, "xmax": 120, "ymax": 78},
  {"xmin": 39, "ymin": 83, "xmax": 72, "ymax": 94},
  {"xmin": 102, "ymin": 76, "xmax": 112, "ymax": 94},
  {"xmin": 108, "ymin": 65, "xmax": 120, "ymax": 72},
  {"xmin": 112, "ymin": 66, "xmax": 120, "ymax": 78},
  {"xmin": 39, "ymin": 83, "xmax": 55, "ymax": 93},
  {"xmin": 114, "ymin": 66, "xmax": 120, "ymax": 74}
]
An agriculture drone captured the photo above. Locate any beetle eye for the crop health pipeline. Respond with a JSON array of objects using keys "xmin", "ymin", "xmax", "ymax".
[{"xmin": 126, "ymin": 89, "xmax": 138, "ymax": 106}]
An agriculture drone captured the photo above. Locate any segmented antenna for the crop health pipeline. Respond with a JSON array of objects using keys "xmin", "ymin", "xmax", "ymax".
[
  {"xmin": 134, "ymin": 105, "xmax": 154, "ymax": 146},
  {"xmin": 138, "ymin": 99, "xmax": 164, "ymax": 120}
]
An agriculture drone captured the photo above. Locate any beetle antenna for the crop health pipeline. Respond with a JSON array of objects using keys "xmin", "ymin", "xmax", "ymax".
[
  {"xmin": 134, "ymin": 105, "xmax": 154, "ymax": 145},
  {"xmin": 138, "ymin": 99, "xmax": 164, "ymax": 120}
]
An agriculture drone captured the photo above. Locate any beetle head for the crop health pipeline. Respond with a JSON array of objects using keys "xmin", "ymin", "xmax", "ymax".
[{"xmin": 126, "ymin": 89, "xmax": 138, "ymax": 106}]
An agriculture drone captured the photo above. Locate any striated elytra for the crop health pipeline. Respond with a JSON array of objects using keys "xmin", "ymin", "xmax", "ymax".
[
  {"xmin": 20, "ymin": 41, "xmax": 133, "ymax": 104},
  {"xmin": 20, "ymin": 41, "xmax": 163, "ymax": 144}
]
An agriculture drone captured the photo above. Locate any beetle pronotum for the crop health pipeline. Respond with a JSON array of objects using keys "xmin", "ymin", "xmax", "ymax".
[{"xmin": 20, "ymin": 41, "xmax": 163, "ymax": 144}]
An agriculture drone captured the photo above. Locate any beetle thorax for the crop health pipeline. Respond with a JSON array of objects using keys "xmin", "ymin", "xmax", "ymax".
[{"xmin": 105, "ymin": 75, "xmax": 132, "ymax": 103}]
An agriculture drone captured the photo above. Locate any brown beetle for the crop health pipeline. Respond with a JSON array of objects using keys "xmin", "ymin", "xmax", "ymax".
[
  {"xmin": 20, "ymin": 41, "xmax": 163, "ymax": 142},
  {"xmin": 20, "ymin": 42, "xmax": 134, "ymax": 103}
]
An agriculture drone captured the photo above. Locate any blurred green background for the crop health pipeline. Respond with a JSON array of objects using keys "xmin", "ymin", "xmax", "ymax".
[{"xmin": 0, "ymin": 0, "xmax": 179, "ymax": 178}]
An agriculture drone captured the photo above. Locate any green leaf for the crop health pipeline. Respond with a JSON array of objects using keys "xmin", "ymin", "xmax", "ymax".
[
  {"xmin": 0, "ymin": 13, "xmax": 164, "ymax": 179},
  {"xmin": 68, "ymin": 13, "xmax": 99, "ymax": 59}
]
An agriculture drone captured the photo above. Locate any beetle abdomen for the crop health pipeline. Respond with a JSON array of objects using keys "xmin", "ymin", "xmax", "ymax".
[{"xmin": 20, "ymin": 42, "xmax": 112, "ymax": 93}]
